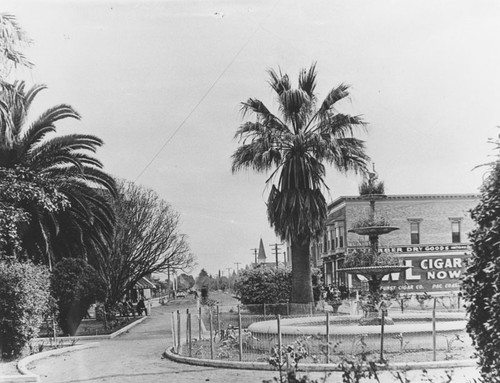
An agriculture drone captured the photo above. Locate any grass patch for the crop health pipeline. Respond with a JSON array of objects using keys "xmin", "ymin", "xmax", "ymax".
[{"xmin": 39, "ymin": 316, "xmax": 141, "ymax": 337}]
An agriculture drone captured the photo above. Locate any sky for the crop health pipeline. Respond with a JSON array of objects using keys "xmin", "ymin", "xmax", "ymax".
[{"xmin": 4, "ymin": 0, "xmax": 500, "ymax": 278}]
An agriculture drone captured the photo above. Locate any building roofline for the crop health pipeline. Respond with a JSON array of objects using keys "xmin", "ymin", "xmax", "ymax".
[{"xmin": 328, "ymin": 193, "xmax": 480, "ymax": 210}]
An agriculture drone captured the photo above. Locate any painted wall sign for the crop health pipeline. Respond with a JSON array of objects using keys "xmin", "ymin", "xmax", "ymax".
[
  {"xmin": 378, "ymin": 244, "xmax": 470, "ymax": 253},
  {"xmin": 353, "ymin": 251, "xmax": 469, "ymax": 293}
]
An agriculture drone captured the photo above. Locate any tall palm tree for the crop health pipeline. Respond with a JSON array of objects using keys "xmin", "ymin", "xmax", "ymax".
[
  {"xmin": 0, "ymin": 13, "xmax": 33, "ymax": 147},
  {"xmin": 232, "ymin": 64, "xmax": 369, "ymax": 304},
  {"xmin": 0, "ymin": 81, "xmax": 116, "ymax": 268}
]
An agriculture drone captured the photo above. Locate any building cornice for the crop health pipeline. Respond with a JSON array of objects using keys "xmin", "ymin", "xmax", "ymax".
[{"xmin": 328, "ymin": 193, "xmax": 480, "ymax": 210}]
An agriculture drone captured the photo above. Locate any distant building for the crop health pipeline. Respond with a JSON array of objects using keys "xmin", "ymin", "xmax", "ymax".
[
  {"xmin": 252, "ymin": 238, "xmax": 286, "ymax": 268},
  {"xmin": 129, "ymin": 275, "xmax": 156, "ymax": 301},
  {"xmin": 309, "ymin": 193, "xmax": 479, "ymax": 294},
  {"xmin": 258, "ymin": 238, "xmax": 267, "ymax": 264}
]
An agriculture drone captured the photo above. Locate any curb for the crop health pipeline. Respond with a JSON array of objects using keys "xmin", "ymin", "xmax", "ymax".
[
  {"xmin": 35, "ymin": 315, "xmax": 149, "ymax": 342},
  {"xmin": 110, "ymin": 315, "xmax": 149, "ymax": 339},
  {"xmin": 163, "ymin": 347, "xmax": 479, "ymax": 372},
  {"xmin": 163, "ymin": 347, "xmax": 275, "ymax": 371}
]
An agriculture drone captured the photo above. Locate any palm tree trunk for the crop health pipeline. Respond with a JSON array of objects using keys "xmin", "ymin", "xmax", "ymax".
[{"xmin": 290, "ymin": 239, "xmax": 313, "ymax": 308}]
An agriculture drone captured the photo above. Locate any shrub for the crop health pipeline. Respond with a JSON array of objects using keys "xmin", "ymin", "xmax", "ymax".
[
  {"xmin": 234, "ymin": 267, "xmax": 292, "ymax": 309},
  {"xmin": 234, "ymin": 267, "xmax": 323, "ymax": 314},
  {"xmin": 51, "ymin": 258, "xmax": 106, "ymax": 336},
  {"xmin": 0, "ymin": 260, "xmax": 51, "ymax": 359},
  {"xmin": 462, "ymin": 158, "xmax": 500, "ymax": 381}
]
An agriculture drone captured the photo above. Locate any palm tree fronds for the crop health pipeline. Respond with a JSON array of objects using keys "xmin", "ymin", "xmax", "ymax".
[
  {"xmin": 298, "ymin": 63, "xmax": 317, "ymax": 99},
  {"xmin": 0, "ymin": 82, "xmax": 115, "ymax": 265},
  {"xmin": 267, "ymin": 67, "xmax": 291, "ymax": 96},
  {"xmin": 318, "ymin": 83, "xmax": 351, "ymax": 116},
  {"xmin": 231, "ymin": 142, "xmax": 280, "ymax": 173}
]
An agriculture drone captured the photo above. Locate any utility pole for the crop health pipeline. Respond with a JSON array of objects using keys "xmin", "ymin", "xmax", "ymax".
[
  {"xmin": 270, "ymin": 243, "xmax": 283, "ymax": 268},
  {"xmin": 250, "ymin": 248, "xmax": 258, "ymax": 264},
  {"xmin": 234, "ymin": 262, "xmax": 241, "ymax": 273}
]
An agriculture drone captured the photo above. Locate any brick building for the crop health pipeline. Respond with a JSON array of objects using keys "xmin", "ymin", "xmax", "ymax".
[{"xmin": 314, "ymin": 194, "xmax": 479, "ymax": 294}]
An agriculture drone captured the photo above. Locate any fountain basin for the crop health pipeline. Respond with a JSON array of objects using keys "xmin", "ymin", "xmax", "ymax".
[
  {"xmin": 348, "ymin": 226, "xmax": 399, "ymax": 236},
  {"xmin": 246, "ymin": 312, "xmax": 468, "ymax": 354}
]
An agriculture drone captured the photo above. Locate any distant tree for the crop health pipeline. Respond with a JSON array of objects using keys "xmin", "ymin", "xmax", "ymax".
[
  {"xmin": 195, "ymin": 268, "xmax": 210, "ymax": 289},
  {"xmin": 463, "ymin": 141, "xmax": 500, "ymax": 381},
  {"xmin": 100, "ymin": 180, "xmax": 194, "ymax": 305},
  {"xmin": 51, "ymin": 258, "xmax": 106, "ymax": 336},
  {"xmin": 218, "ymin": 276, "xmax": 229, "ymax": 291},
  {"xmin": 199, "ymin": 269, "xmax": 209, "ymax": 278},
  {"xmin": 232, "ymin": 64, "xmax": 368, "ymax": 306},
  {"xmin": 177, "ymin": 273, "xmax": 195, "ymax": 291}
]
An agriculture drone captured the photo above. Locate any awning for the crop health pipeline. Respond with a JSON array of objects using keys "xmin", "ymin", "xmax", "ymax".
[{"xmin": 135, "ymin": 277, "xmax": 157, "ymax": 290}]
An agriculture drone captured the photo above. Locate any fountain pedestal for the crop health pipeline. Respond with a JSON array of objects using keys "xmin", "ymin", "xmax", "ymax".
[{"xmin": 339, "ymin": 264, "xmax": 409, "ymax": 326}]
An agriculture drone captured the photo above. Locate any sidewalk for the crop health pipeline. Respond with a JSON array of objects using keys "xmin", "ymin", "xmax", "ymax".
[{"xmin": 23, "ymin": 298, "xmax": 480, "ymax": 383}]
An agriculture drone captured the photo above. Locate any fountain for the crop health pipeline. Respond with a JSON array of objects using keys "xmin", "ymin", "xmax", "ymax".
[{"xmin": 338, "ymin": 169, "xmax": 408, "ymax": 325}]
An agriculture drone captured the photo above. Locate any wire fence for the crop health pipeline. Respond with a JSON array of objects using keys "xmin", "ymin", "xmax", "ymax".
[{"xmin": 169, "ymin": 296, "xmax": 474, "ymax": 366}]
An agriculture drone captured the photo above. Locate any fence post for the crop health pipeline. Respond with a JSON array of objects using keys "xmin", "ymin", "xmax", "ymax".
[
  {"xmin": 326, "ymin": 312, "xmax": 330, "ymax": 363},
  {"xmin": 432, "ymin": 298, "xmax": 437, "ymax": 361},
  {"xmin": 209, "ymin": 309, "xmax": 214, "ymax": 359},
  {"xmin": 380, "ymin": 309, "xmax": 385, "ymax": 362},
  {"xmin": 263, "ymin": 303, "xmax": 267, "ymax": 320},
  {"xmin": 177, "ymin": 310, "xmax": 181, "ymax": 354},
  {"xmin": 400, "ymin": 299, "xmax": 404, "ymax": 313},
  {"xmin": 277, "ymin": 315, "xmax": 282, "ymax": 370},
  {"xmin": 186, "ymin": 309, "xmax": 190, "ymax": 346},
  {"xmin": 287, "ymin": 302, "xmax": 290, "ymax": 317},
  {"xmin": 216, "ymin": 305, "xmax": 220, "ymax": 335},
  {"xmin": 171, "ymin": 312, "xmax": 176, "ymax": 351},
  {"xmin": 188, "ymin": 312, "xmax": 192, "ymax": 357},
  {"xmin": 238, "ymin": 305, "xmax": 243, "ymax": 361},
  {"xmin": 198, "ymin": 306, "xmax": 202, "ymax": 340}
]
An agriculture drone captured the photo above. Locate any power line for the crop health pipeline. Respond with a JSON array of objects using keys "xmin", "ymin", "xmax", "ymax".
[{"xmin": 135, "ymin": 0, "xmax": 281, "ymax": 182}]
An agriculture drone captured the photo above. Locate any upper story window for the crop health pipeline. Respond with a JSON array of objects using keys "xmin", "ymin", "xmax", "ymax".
[
  {"xmin": 338, "ymin": 225, "xmax": 345, "ymax": 248},
  {"xmin": 408, "ymin": 219, "xmax": 422, "ymax": 244},
  {"xmin": 450, "ymin": 219, "xmax": 461, "ymax": 243}
]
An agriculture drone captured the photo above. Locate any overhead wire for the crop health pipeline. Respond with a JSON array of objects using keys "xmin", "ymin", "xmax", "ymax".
[{"xmin": 135, "ymin": 0, "xmax": 281, "ymax": 182}]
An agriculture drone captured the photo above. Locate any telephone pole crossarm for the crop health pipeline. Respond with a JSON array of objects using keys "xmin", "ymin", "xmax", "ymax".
[{"xmin": 270, "ymin": 243, "xmax": 284, "ymax": 268}]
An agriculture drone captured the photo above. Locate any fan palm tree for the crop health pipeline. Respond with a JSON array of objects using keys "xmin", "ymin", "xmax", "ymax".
[
  {"xmin": 232, "ymin": 64, "xmax": 369, "ymax": 305},
  {"xmin": 0, "ymin": 81, "xmax": 116, "ymax": 268}
]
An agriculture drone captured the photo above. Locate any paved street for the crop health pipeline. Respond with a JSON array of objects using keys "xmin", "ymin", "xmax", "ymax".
[{"xmin": 27, "ymin": 299, "xmax": 480, "ymax": 383}]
